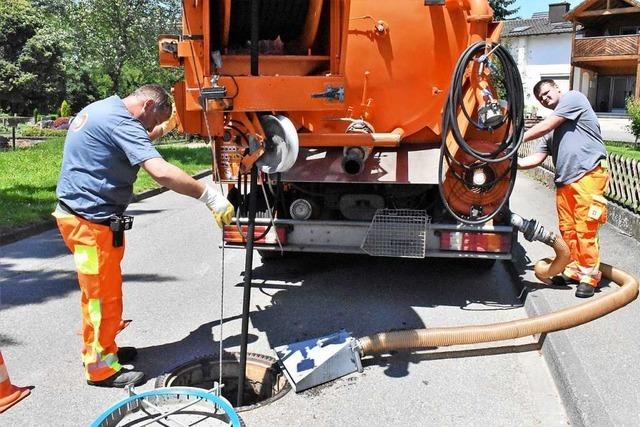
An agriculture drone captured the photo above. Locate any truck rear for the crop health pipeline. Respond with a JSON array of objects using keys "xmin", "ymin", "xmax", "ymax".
[{"xmin": 159, "ymin": 0, "xmax": 522, "ymax": 262}]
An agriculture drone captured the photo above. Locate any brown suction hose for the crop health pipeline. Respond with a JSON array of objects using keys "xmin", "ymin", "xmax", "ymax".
[
  {"xmin": 534, "ymin": 237, "xmax": 571, "ymax": 285},
  {"xmin": 358, "ymin": 236, "xmax": 639, "ymax": 356}
]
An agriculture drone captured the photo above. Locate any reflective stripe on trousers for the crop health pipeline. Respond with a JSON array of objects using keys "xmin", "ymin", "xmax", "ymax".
[{"xmin": 55, "ymin": 213, "xmax": 124, "ymax": 381}]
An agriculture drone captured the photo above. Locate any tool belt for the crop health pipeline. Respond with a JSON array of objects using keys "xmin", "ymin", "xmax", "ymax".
[{"xmin": 57, "ymin": 200, "xmax": 133, "ymax": 247}]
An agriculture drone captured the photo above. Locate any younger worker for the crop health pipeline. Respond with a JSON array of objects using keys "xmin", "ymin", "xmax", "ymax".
[
  {"xmin": 54, "ymin": 84, "xmax": 234, "ymax": 388},
  {"xmin": 518, "ymin": 79, "xmax": 608, "ymax": 298}
]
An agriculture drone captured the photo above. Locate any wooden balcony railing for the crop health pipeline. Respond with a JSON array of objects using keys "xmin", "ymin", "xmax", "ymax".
[{"xmin": 574, "ymin": 35, "xmax": 639, "ymax": 58}]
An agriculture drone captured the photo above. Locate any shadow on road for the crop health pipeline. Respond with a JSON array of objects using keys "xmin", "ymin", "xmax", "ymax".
[
  {"xmin": 134, "ymin": 316, "xmax": 258, "ymax": 380},
  {"xmin": 0, "ymin": 270, "xmax": 180, "ymax": 309},
  {"xmin": 1, "ymin": 232, "xmax": 68, "ymax": 259},
  {"xmin": 230, "ymin": 252, "xmax": 525, "ymax": 381}
]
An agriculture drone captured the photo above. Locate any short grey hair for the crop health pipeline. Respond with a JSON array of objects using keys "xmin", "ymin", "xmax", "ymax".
[{"xmin": 132, "ymin": 84, "xmax": 172, "ymax": 113}]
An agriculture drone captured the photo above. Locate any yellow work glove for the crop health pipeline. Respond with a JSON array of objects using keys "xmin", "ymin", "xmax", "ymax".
[{"xmin": 198, "ymin": 185, "xmax": 235, "ymax": 228}]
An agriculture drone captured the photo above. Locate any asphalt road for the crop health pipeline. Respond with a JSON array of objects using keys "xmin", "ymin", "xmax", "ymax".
[{"xmin": 3, "ymin": 172, "xmax": 628, "ymax": 426}]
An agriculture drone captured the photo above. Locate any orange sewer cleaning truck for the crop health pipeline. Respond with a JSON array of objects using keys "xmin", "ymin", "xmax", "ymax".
[{"xmin": 159, "ymin": 0, "xmax": 524, "ymax": 263}]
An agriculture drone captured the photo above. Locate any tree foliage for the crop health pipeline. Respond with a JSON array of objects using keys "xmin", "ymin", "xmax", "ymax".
[
  {"xmin": 1, "ymin": 0, "xmax": 183, "ymax": 115},
  {"xmin": 69, "ymin": 0, "xmax": 182, "ymax": 96},
  {"xmin": 626, "ymin": 97, "xmax": 640, "ymax": 142},
  {"xmin": 0, "ymin": 1, "xmax": 67, "ymax": 115},
  {"xmin": 489, "ymin": 0, "xmax": 519, "ymax": 21},
  {"xmin": 59, "ymin": 100, "xmax": 71, "ymax": 117}
]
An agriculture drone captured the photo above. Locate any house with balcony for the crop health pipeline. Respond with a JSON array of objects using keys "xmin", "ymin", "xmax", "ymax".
[
  {"xmin": 567, "ymin": 0, "xmax": 640, "ymax": 113},
  {"xmin": 500, "ymin": 3, "xmax": 574, "ymax": 116}
]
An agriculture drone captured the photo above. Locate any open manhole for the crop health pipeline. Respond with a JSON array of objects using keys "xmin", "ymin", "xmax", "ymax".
[{"xmin": 155, "ymin": 353, "xmax": 290, "ymax": 411}]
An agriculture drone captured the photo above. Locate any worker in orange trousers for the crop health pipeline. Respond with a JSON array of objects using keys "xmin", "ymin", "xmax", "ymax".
[
  {"xmin": 518, "ymin": 79, "xmax": 609, "ymax": 298},
  {"xmin": 55, "ymin": 84, "xmax": 234, "ymax": 388}
]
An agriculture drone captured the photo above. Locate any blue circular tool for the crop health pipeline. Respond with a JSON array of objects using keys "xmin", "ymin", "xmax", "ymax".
[{"xmin": 91, "ymin": 386, "xmax": 242, "ymax": 427}]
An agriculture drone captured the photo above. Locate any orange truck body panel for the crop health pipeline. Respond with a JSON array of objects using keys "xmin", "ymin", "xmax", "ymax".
[
  {"xmin": 161, "ymin": 0, "xmax": 501, "ymax": 141},
  {"xmin": 160, "ymin": 0, "xmax": 517, "ymax": 258}
]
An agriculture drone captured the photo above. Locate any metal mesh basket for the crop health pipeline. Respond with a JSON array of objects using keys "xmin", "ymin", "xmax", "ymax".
[{"xmin": 361, "ymin": 209, "xmax": 430, "ymax": 258}]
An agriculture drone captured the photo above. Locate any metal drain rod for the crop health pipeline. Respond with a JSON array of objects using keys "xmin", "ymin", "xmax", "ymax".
[
  {"xmin": 237, "ymin": 165, "xmax": 259, "ymax": 407},
  {"xmin": 238, "ymin": 0, "xmax": 260, "ymax": 407}
]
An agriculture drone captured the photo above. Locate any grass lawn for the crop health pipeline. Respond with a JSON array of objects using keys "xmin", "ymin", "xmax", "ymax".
[
  {"xmin": 0, "ymin": 138, "xmax": 212, "ymax": 234},
  {"xmin": 605, "ymin": 141, "xmax": 640, "ymax": 161}
]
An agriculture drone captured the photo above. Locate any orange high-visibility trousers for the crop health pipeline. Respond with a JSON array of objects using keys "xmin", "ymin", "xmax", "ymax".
[
  {"xmin": 55, "ymin": 213, "xmax": 124, "ymax": 382},
  {"xmin": 556, "ymin": 165, "xmax": 609, "ymax": 287}
]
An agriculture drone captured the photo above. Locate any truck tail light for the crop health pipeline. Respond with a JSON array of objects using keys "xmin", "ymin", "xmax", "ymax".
[
  {"xmin": 440, "ymin": 231, "xmax": 511, "ymax": 253},
  {"xmin": 223, "ymin": 225, "xmax": 287, "ymax": 245}
]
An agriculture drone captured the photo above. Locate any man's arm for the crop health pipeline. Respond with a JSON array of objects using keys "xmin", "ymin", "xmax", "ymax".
[
  {"xmin": 142, "ymin": 157, "xmax": 234, "ymax": 227},
  {"xmin": 523, "ymin": 115, "xmax": 566, "ymax": 142},
  {"xmin": 142, "ymin": 157, "xmax": 204, "ymax": 198},
  {"xmin": 517, "ymin": 152, "xmax": 548, "ymax": 170}
]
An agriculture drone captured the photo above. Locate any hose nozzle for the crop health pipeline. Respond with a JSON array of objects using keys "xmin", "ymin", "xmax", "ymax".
[{"xmin": 510, "ymin": 213, "xmax": 557, "ymax": 246}]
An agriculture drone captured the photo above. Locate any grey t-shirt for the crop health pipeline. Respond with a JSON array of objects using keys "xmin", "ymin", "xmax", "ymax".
[
  {"xmin": 56, "ymin": 96, "xmax": 161, "ymax": 221},
  {"xmin": 535, "ymin": 90, "xmax": 606, "ymax": 186}
]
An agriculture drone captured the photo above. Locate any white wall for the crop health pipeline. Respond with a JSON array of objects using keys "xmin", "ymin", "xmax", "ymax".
[{"xmin": 504, "ymin": 33, "xmax": 572, "ymax": 117}]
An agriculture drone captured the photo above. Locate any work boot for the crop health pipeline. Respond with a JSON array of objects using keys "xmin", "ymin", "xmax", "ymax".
[
  {"xmin": 117, "ymin": 347, "xmax": 138, "ymax": 364},
  {"xmin": 87, "ymin": 368, "xmax": 145, "ymax": 388},
  {"xmin": 575, "ymin": 283, "xmax": 596, "ymax": 298}
]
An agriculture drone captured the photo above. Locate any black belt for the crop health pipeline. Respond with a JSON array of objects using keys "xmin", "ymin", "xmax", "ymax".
[{"xmin": 57, "ymin": 200, "xmax": 112, "ymax": 226}]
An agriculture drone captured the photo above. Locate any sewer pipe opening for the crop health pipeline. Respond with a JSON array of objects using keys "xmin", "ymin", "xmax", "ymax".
[{"xmin": 155, "ymin": 353, "xmax": 290, "ymax": 411}]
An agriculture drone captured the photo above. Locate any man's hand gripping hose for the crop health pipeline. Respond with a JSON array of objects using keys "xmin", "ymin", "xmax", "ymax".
[{"xmin": 199, "ymin": 184, "xmax": 235, "ymax": 228}]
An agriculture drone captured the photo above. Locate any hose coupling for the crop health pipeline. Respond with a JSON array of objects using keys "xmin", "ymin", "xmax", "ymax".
[
  {"xmin": 350, "ymin": 337, "xmax": 364, "ymax": 358},
  {"xmin": 510, "ymin": 213, "xmax": 556, "ymax": 246}
]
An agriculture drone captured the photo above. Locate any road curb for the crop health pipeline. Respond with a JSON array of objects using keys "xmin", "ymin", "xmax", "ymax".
[
  {"xmin": 507, "ymin": 249, "xmax": 614, "ymax": 427},
  {"xmin": 521, "ymin": 167, "xmax": 640, "ymax": 242},
  {"xmin": 0, "ymin": 170, "xmax": 212, "ymax": 247}
]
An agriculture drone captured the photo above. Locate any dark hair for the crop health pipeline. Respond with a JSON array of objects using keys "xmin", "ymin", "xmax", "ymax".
[
  {"xmin": 533, "ymin": 79, "xmax": 558, "ymax": 97},
  {"xmin": 132, "ymin": 84, "xmax": 172, "ymax": 113}
]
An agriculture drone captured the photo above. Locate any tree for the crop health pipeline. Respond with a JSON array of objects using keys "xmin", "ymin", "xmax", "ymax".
[
  {"xmin": 59, "ymin": 100, "xmax": 71, "ymax": 117},
  {"xmin": 626, "ymin": 97, "xmax": 640, "ymax": 143},
  {"xmin": 0, "ymin": 1, "xmax": 67, "ymax": 115},
  {"xmin": 69, "ymin": 0, "xmax": 182, "ymax": 96},
  {"xmin": 63, "ymin": 63, "xmax": 101, "ymax": 113},
  {"xmin": 489, "ymin": 0, "xmax": 519, "ymax": 21}
]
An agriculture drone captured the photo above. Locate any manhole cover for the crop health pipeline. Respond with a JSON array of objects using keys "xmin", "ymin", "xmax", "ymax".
[{"xmin": 155, "ymin": 353, "xmax": 290, "ymax": 411}]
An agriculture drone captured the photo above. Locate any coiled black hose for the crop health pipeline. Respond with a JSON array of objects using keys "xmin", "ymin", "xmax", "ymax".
[{"xmin": 438, "ymin": 41, "xmax": 524, "ymax": 225}]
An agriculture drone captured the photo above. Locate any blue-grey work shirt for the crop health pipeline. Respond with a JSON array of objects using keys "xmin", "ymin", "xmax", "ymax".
[
  {"xmin": 535, "ymin": 90, "xmax": 606, "ymax": 186},
  {"xmin": 56, "ymin": 96, "xmax": 161, "ymax": 222}
]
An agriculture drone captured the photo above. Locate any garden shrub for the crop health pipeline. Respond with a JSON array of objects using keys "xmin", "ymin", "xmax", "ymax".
[
  {"xmin": 52, "ymin": 117, "xmax": 70, "ymax": 129},
  {"xmin": 59, "ymin": 100, "xmax": 71, "ymax": 118},
  {"xmin": 626, "ymin": 97, "xmax": 640, "ymax": 142},
  {"xmin": 20, "ymin": 125, "xmax": 67, "ymax": 137}
]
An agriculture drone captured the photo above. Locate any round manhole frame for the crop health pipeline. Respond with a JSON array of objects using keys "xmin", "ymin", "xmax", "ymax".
[{"xmin": 155, "ymin": 352, "xmax": 290, "ymax": 412}]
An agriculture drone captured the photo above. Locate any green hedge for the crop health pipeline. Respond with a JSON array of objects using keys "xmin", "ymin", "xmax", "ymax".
[{"xmin": 20, "ymin": 126, "xmax": 68, "ymax": 137}]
